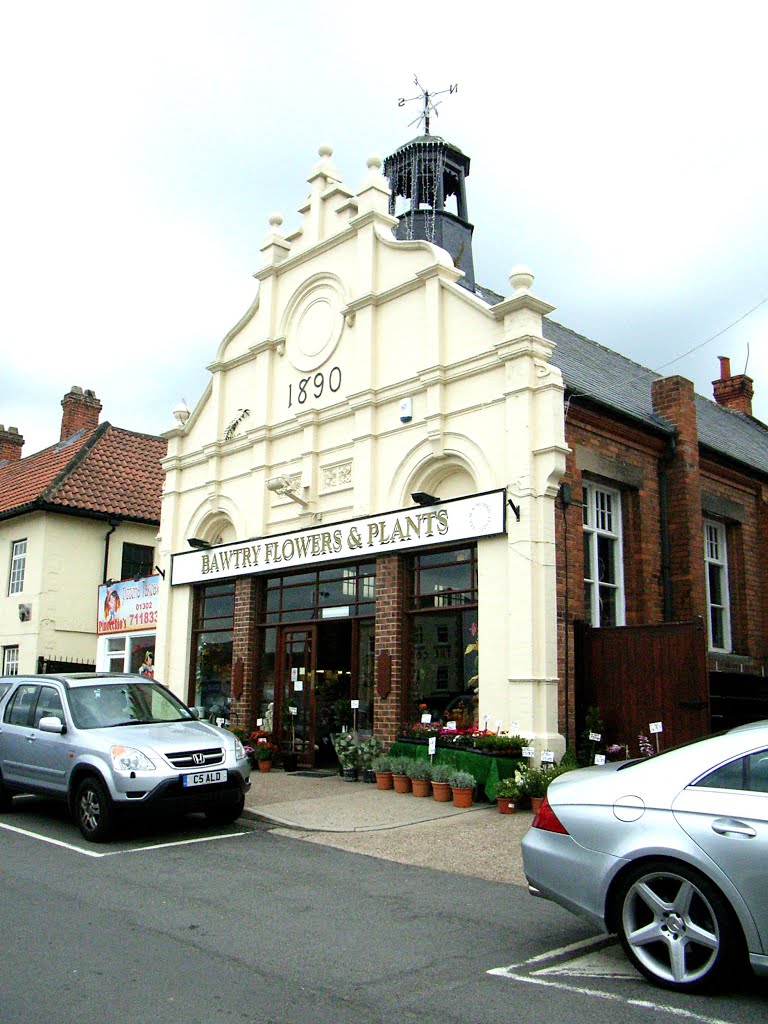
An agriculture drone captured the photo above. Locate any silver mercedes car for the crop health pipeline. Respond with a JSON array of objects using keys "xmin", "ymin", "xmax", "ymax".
[
  {"xmin": 0, "ymin": 673, "xmax": 250, "ymax": 842},
  {"xmin": 521, "ymin": 721, "xmax": 768, "ymax": 992}
]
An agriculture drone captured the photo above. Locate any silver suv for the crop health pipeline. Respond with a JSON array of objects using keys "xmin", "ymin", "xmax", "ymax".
[{"xmin": 0, "ymin": 673, "xmax": 251, "ymax": 842}]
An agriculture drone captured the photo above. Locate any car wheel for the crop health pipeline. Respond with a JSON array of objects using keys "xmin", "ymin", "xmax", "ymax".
[
  {"xmin": 205, "ymin": 794, "xmax": 245, "ymax": 826},
  {"xmin": 74, "ymin": 776, "xmax": 114, "ymax": 843},
  {"xmin": 0, "ymin": 773, "xmax": 13, "ymax": 813},
  {"xmin": 615, "ymin": 859, "xmax": 741, "ymax": 992}
]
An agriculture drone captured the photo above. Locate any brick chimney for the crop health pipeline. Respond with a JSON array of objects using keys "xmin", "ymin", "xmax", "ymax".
[
  {"xmin": 60, "ymin": 386, "xmax": 102, "ymax": 441},
  {"xmin": 0, "ymin": 425, "xmax": 24, "ymax": 463},
  {"xmin": 712, "ymin": 355, "xmax": 753, "ymax": 416}
]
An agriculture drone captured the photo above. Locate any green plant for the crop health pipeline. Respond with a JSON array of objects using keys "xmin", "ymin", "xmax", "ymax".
[
  {"xmin": 559, "ymin": 747, "xmax": 580, "ymax": 770},
  {"xmin": 471, "ymin": 733, "xmax": 527, "ymax": 753},
  {"xmin": 406, "ymin": 760, "xmax": 431, "ymax": 781},
  {"xmin": 331, "ymin": 732, "xmax": 360, "ymax": 769},
  {"xmin": 449, "ymin": 769, "xmax": 476, "ymax": 790},
  {"xmin": 252, "ymin": 742, "xmax": 278, "ymax": 761},
  {"xmin": 517, "ymin": 763, "xmax": 557, "ymax": 798},
  {"xmin": 358, "ymin": 735, "xmax": 383, "ymax": 769},
  {"xmin": 373, "ymin": 754, "xmax": 393, "ymax": 773},
  {"xmin": 495, "ymin": 777, "xmax": 522, "ymax": 800},
  {"xmin": 388, "ymin": 756, "xmax": 411, "ymax": 776},
  {"xmin": 429, "ymin": 764, "xmax": 453, "ymax": 784}
]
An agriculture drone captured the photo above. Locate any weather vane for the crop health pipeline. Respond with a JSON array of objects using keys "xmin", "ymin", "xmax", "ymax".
[{"xmin": 398, "ymin": 76, "xmax": 458, "ymax": 135}]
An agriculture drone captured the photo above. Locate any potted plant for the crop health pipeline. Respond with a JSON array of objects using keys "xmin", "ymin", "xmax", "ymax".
[
  {"xmin": 406, "ymin": 760, "xmax": 432, "ymax": 797},
  {"xmin": 253, "ymin": 741, "xmax": 278, "ymax": 772},
  {"xmin": 358, "ymin": 736, "xmax": 383, "ymax": 783},
  {"xmin": 332, "ymin": 732, "xmax": 360, "ymax": 781},
  {"xmin": 518, "ymin": 763, "xmax": 556, "ymax": 812},
  {"xmin": 389, "ymin": 756, "xmax": 412, "ymax": 794},
  {"xmin": 373, "ymin": 754, "xmax": 394, "ymax": 790},
  {"xmin": 494, "ymin": 776, "xmax": 522, "ymax": 813},
  {"xmin": 429, "ymin": 764, "xmax": 453, "ymax": 802},
  {"xmin": 449, "ymin": 769, "xmax": 475, "ymax": 808}
]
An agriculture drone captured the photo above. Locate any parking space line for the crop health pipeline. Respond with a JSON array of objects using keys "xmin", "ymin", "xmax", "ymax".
[
  {"xmin": 0, "ymin": 820, "xmax": 106, "ymax": 857},
  {"xmin": 105, "ymin": 831, "xmax": 250, "ymax": 855}
]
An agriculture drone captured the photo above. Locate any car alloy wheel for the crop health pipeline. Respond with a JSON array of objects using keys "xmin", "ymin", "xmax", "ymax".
[
  {"xmin": 75, "ymin": 776, "xmax": 114, "ymax": 843},
  {"xmin": 616, "ymin": 859, "xmax": 739, "ymax": 992}
]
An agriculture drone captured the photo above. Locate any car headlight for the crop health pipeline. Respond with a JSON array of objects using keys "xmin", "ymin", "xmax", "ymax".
[
  {"xmin": 234, "ymin": 738, "xmax": 246, "ymax": 760},
  {"xmin": 111, "ymin": 745, "xmax": 156, "ymax": 772}
]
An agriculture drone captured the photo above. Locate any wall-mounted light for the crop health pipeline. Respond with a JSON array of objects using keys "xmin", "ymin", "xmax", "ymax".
[
  {"xmin": 188, "ymin": 537, "xmax": 210, "ymax": 549},
  {"xmin": 173, "ymin": 400, "xmax": 190, "ymax": 427},
  {"xmin": 267, "ymin": 475, "xmax": 310, "ymax": 509},
  {"xmin": 411, "ymin": 491, "xmax": 440, "ymax": 506}
]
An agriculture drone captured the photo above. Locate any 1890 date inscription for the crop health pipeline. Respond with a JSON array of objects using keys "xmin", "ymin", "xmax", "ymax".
[{"xmin": 288, "ymin": 366, "xmax": 342, "ymax": 408}]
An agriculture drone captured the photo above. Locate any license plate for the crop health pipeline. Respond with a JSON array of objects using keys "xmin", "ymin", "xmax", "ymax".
[{"xmin": 182, "ymin": 770, "xmax": 226, "ymax": 788}]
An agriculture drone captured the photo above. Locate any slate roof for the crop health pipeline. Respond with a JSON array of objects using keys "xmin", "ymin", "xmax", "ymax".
[
  {"xmin": 0, "ymin": 423, "xmax": 167, "ymax": 523},
  {"xmin": 541, "ymin": 318, "xmax": 768, "ymax": 478}
]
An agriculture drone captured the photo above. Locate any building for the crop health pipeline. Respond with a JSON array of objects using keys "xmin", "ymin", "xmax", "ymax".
[
  {"xmin": 0, "ymin": 387, "xmax": 166, "ymax": 676},
  {"xmin": 155, "ymin": 134, "xmax": 768, "ymax": 762}
]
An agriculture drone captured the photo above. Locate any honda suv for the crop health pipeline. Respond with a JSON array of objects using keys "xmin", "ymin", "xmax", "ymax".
[{"xmin": 0, "ymin": 673, "xmax": 251, "ymax": 842}]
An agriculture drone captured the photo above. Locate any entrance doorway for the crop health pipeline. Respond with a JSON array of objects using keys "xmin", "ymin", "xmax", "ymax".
[{"xmin": 276, "ymin": 618, "xmax": 374, "ymax": 767}]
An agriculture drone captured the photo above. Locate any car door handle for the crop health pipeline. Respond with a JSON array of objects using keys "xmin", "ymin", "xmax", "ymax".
[{"xmin": 711, "ymin": 817, "xmax": 756, "ymax": 838}]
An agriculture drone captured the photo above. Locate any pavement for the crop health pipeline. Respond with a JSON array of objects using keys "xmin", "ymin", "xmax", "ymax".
[{"xmin": 242, "ymin": 768, "xmax": 532, "ymax": 887}]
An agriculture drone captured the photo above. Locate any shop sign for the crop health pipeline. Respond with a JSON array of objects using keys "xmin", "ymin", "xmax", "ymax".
[
  {"xmin": 171, "ymin": 490, "xmax": 507, "ymax": 586},
  {"xmin": 97, "ymin": 575, "xmax": 160, "ymax": 634}
]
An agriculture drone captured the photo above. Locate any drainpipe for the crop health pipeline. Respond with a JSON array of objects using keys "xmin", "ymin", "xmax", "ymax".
[
  {"xmin": 658, "ymin": 434, "xmax": 677, "ymax": 622},
  {"xmin": 103, "ymin": 520, "xmax": 119, "ymax": 583}
]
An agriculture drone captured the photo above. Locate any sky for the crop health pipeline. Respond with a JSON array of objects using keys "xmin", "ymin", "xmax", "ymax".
[{"xmin": 2, "ymin": 1, "xmax": 767, "ymax": 456}]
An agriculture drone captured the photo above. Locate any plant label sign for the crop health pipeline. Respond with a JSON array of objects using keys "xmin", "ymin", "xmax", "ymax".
[
  {"xmin": 589, "ymin": 731, "xmax": 602, "ymax": 742},
  {"xmin": 289, "ymin": 706, "xmax": 298, "ymax": 716},
  {"xmin": 428, "ymin": 737, "xmax": 437, "ymax": 756},
  {"xmin": 421, "ymin": 712, "xmax": 432, "ymax": 724},
  {"xmin": 495, "ymin": 720, "xmax": 502, "ymax": 732},
  {"xmin": 446, "ymin": 720, "xmax": 457, "ymax": 731},
  {"xmin": 594, "ymin": 754, "xmax": 606, "ymax": 765},
  {"xmin": 649, "ymin": 721, "xmax": 663, "ymax": 734},
  {"xmin": 256, "ymin": 718, "xmax": 263, "ymax": 727},
  {"xmin": 350, "ymin": 699, "xmax": 360, "ymax": 709},
  {"xmin": 294, "ymin": 680, "xmax": 303, "ymax": 691},
  {"xmin": 541, "ymin": 750, "xmax": 555, "ymax": 763},
  {"xmin": 290, "ymin": 668, "xmax": 298, "ymax": 682},
  {"xmin": 522, "ymin": 746, "xmax": 535, "ymax": 759}
]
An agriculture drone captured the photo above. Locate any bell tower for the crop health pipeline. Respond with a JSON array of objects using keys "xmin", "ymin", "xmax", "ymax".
[{"xmin": 384, "ymin": 81, "xmax": 475, "ymax": 291}]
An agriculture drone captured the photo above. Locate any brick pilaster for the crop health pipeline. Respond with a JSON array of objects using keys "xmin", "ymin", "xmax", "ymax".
[
  {"xmin": 374, "ymin": 554, "xmax": 407, "ymax": 748},
  {"xmin": 230, "ymin": 576, "xmax": 259, "ymax": 735},
  {"xmin": 651, "ymin": 376, "xmax": 707, "ymax": 623}
]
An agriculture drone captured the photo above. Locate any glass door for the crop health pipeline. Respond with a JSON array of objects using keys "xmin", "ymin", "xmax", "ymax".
[{"xmin": 278, "ymin": 627, "xmax": 315, "ymax": 766}]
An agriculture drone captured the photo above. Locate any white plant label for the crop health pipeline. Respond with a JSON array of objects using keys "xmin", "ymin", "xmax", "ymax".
[
  {"xmin": 289, "ymin": 706, "xmax": 298, "ymax": 716},
  {"xmin": 594, "ymin": 754, "xmax": 606, "ymax": 765},
  {"xmin": 522, "ymin": 746, "xmax": 535, "ymax": 759},
  {"xmin": 495, "ymin": 720, "xmax": 502, "ymax": 732},
  {"xmin": 589, "ymin": 731, "xmax": 602, "ymax": 742},
  {"xmin": 350, "ymin": 699, "xmax": 360, "ymax": 709},
  {"xmin": 428, "ymin": 738, "xmax": 437, "ymax": 756},
  {"xmin": 291, "ymin": 668, "xmax": 298, "ymax": 683},
  {"xmin": 256, "ymin": 718, "xmax": 263, "ymax": 727},
  {"xmin": 541, "ymin": 750, "xmax": 555, "ymax": 763},
  {"xmin": 446, "ymin": 720, "xmax": 457, "ymax": 731},
  {"xmin": 294, "ymin": 680, "xmax": 303, "ymax": 691},
  {"xmin": 421, "ymin": 713, "xmax": 432, "ymax": 724},
  {"xmin": 649, "ymin": 721, "xmax": 663, "ymax": 734}
]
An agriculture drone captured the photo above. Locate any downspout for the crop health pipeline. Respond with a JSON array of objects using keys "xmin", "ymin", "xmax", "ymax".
[
  {"xmin": 658, "ymin": 433, "xmax": 677, "ymax": 622},
  {"xmin": 103, "ymin": 519, "xmax": 119, "ymax": 583}
]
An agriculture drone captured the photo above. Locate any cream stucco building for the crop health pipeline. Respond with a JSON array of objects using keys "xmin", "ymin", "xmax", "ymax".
[{"xmin": 156, "ymin": 139, "xmax": 568, "ymax": 763}]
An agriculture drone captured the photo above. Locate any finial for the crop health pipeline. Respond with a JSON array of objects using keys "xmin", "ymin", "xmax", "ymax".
[
  {"xmin": 318, "ymin": 143, "xmax": 333, "ymax": 158},
  {"xmin": 398, "ymin": 76, "xmax": 458, "ymax": 135},
  {"xmin": 367, "ymin": 153, "xmax": 383, "ymax": 171},
  {"xmin": 509, "ymin": 265, "xmax": 534, "ymax": 296},
  {"xmin": 268, "ymin": 212, "xmax": 284, "ymax": 231}
]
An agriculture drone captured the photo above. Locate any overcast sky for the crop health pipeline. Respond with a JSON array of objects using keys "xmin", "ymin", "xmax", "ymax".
[{"xmin": 2, "ymin": 1, "xmax": 767, "ymax": 456}]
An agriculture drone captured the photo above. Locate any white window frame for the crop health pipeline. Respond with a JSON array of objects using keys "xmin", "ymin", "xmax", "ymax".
[
  {"xmin": 582, "ymin": 483, "xmax": 625, "ymax": 628},
  {"xmin": 3, "ymin": 646, "xmax": 19, "ymax": 675},
  {"xmin": 8, "ymin": 539, "xmax": 27, "ymax": 596},
  {"xmin": 704, "ymin": 519, "xmax": 732, "ymax": 652}
]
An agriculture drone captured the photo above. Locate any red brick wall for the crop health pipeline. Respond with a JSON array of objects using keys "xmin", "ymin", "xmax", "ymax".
[
  {"xmin": 230, "ymin": 575, "xmax": 259, "ymax": 735},
  {"xmin": 373, "ymin": 554, "xmax": 407, "ymax": 748}
]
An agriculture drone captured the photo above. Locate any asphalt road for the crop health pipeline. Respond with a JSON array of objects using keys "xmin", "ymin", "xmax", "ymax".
[{"xmin": 0, "ymin": 800, "xmax": 767, "ymax": 1024}]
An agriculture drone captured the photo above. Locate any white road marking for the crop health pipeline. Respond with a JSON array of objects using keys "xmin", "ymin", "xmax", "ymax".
[
  {"xmin": 502, "ymin": 934, "xmax": 610, "ymax": 970},
  {"xmin": 535, "ymin": 943, "xmax": 638, "ymax": 979},
  {"xmin": 0, "ymin": 820, "xmax": 250, "ymax": 857}
]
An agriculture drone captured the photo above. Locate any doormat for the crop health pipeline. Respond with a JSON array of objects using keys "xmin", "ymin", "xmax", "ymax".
[{"xmin": 289, "ymin": 770, "xmax": 339, "ymax": 778}]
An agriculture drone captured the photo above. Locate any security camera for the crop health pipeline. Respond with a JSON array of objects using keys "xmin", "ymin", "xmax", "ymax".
[{"xmin": 267, "ymin": 476, "xmax": 289, "ymax": 492}]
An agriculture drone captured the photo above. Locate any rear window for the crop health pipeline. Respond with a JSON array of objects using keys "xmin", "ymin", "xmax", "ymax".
[{"xmin": 694, "ymin": 750, "xmax": 768, "ymax": 793}]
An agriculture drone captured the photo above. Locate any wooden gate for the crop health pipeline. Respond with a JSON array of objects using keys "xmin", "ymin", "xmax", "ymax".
[{"xmin": 575, "ymin": 619, "xmax": 709, "ymax": 753}]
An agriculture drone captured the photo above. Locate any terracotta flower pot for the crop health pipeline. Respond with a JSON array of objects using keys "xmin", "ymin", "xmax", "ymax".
[
  {"xmin": 431, "ymin": 781, "xmax": 452, "ymax": 802},
  {"xmin": 451, "ymin": 786, "xmax": 473, "ymax": 808},
  {"xmin": 411, "ymin": 778, "xmax": 431, "ymax": 798},
  {"xmin": 530, "ymin": 796, "xmax": 544, "ymax": 814},
  {"xmin": 497, "ymin": 797, "xmax": 517, "ymax": 814},
  {"xmin": 258, "ymin": 761, "xmax": 272, "ymax": 773},
  {"xmin": 375, "ymin": 771, "xmax": 393, "ymax": 790},
  {"xmin": 392, "ymin": 773, "xmax": 412, "ymax": 794}
]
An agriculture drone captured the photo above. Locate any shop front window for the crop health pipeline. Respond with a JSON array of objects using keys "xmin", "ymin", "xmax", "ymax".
[
  {"xmin": 191, "ymin": 582, "xmax": 234, "ymax": 723},
  {"xmin": 408, "ymin": 546, "xmax": 478, "ymax": 728}
]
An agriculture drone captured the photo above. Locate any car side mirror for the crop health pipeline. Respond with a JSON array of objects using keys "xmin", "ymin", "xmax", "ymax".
[
  {"xmin": 39, "ymin": 716, "xmax": 66, "ymax": 734},
  {"xmin": 189, "ymin": 707, "xmax": 200, "ymax": 720}
]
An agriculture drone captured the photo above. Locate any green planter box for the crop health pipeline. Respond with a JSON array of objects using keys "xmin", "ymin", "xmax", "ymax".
[{"xmin": 388, "ymin": 742, "xmax": 522, "ymax": 801}]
